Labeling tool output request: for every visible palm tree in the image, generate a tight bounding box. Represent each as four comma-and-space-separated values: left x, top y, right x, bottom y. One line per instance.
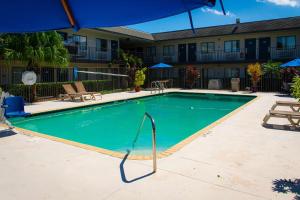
0, 31, 69, 101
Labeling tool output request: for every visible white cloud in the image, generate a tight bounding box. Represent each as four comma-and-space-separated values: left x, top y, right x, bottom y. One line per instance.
256, 0, 300, 7
201, 8, 236, 18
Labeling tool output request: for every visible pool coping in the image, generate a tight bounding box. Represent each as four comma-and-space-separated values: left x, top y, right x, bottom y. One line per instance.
2, 91, 258, 160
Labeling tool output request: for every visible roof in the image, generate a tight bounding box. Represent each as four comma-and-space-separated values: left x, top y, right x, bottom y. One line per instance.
152, 16, 300, 41
98, 27, 154, 41
99, 16, 300, 41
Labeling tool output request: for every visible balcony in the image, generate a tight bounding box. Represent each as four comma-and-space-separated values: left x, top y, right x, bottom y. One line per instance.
142, 46, 300, 64
65, 45, 117, 63
270, 46, 300, 61
199, 50, 245, 63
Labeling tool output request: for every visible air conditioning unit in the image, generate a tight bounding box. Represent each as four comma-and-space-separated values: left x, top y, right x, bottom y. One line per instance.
208, 79, 222, 90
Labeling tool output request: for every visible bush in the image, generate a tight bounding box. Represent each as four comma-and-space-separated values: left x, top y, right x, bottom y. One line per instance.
185, 66, 200, 89
247, 63, 263, 92
1, 80, 112, 101
291, 76, 300, 101
134, 68, 147, 87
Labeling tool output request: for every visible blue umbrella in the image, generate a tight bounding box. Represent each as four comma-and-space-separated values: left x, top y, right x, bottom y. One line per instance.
150, 63, 172, 69
281, 58, 300, 68
0, 0, 218, 33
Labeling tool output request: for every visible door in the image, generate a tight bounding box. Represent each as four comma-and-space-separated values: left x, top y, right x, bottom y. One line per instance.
259, 37, 270, 60
245, 38, 256, 60
178, 44, 186, 63
188, 43, 197, 62
111, 40, 118, 61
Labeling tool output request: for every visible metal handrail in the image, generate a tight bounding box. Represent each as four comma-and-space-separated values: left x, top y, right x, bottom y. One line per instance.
139, 112, 157, 172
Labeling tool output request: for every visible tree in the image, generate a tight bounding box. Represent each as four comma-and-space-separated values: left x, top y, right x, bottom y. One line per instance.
0, 31, 69, 101
262, 61, 282, 78
117, 49, 143, 88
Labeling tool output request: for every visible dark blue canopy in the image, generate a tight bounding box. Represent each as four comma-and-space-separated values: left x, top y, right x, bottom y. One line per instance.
150, 63, 172, 69
0, 0, 217, 33
281, 58, 300, 68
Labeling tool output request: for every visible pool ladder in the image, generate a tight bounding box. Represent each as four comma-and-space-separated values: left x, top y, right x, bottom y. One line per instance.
139, 112, 157, 172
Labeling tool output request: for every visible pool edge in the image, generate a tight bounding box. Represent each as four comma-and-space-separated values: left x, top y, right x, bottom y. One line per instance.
1, 92, 259, 161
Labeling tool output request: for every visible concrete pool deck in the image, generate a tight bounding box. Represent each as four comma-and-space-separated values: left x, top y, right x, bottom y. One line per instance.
0, 89, 300, 200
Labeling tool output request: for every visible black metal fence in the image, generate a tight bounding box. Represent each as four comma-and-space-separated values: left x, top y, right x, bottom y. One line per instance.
1, 66, 288, 102
1, 67, 129, 101
147, 67, 284, 92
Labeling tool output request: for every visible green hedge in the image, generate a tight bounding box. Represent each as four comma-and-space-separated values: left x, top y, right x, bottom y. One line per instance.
1, 80, 113, 101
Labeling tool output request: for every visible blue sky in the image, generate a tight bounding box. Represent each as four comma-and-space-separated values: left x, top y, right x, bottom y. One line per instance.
128, 0, 300, 33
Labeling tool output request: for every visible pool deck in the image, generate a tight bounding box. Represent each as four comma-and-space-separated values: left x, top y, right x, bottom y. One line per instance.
1, 89, 300, 200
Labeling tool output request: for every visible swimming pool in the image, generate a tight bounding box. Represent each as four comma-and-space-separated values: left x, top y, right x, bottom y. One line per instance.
9, 92, 255, 158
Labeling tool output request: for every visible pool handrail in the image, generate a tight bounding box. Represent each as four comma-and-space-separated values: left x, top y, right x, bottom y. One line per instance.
140, 112, 157, 172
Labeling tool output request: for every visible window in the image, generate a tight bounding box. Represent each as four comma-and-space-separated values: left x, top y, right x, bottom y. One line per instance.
57, 68, 69, 82
163, 45, 175, 56
146, 46, 156, 57
225, 68, 240, 78
12, 67, 25, 84
78, 68, 88, 80
96, 39, 108, 52
224, 40, 240, 52
277, 36, 296, 49
72, 35, 87, 51
41, 68, 54, 82
201, 42, 215, 53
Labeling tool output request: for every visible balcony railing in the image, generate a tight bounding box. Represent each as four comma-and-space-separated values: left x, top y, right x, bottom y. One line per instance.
65, 45, 118, 63
270, 46, 300, 60
142, 46, 300, 64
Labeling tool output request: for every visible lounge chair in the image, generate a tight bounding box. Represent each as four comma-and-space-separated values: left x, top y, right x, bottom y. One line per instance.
263, 110, 300, 127
74, 81, 101, 100
271, 101, 300, 112
62, 84, 86, 102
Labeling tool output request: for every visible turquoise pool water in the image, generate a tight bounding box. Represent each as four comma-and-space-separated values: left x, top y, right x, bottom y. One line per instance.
9, 93, 255, 155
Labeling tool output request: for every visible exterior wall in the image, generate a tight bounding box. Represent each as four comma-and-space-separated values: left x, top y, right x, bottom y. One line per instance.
141, 29, 300, 64
59, 29, 121, 63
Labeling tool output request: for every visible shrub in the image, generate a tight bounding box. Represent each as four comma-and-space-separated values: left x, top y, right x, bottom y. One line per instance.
291, 76, 300, 101
185, 66, 200, 89
247, 63, 263, 92
1, 80, 111, 101
134, 68, 147, 87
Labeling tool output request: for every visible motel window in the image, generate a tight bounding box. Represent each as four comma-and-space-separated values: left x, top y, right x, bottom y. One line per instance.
72, 35, 87, 51
56, 68, 69, 82
41, 68, 54, 83
146, 46, 156, 57
96, 39, 108, 52
225, 68, 240, 78
224, 40, 240, 52
78, 68, 89, 80
277, 36, 296, 49
201, 42, 215, 53
12, 67, 25, 84
163, 45, 175, 56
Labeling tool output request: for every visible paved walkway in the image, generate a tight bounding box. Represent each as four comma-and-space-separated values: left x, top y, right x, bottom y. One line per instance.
0, 90, 299, 200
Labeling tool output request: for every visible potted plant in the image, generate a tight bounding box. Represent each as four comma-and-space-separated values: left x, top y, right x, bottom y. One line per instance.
134, 68, 146, 92
247, 63, 263, 92
185, 66, 200, 89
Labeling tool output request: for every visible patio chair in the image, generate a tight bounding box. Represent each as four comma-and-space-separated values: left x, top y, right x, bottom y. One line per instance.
74, 81, 101, 100
2, 96, 31, 118
62, 84, 85, 102
263, 110, 300, 127
271, 101, 300, 112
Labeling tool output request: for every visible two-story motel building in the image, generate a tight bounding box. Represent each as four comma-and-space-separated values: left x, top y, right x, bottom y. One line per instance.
1, 16, 300, 86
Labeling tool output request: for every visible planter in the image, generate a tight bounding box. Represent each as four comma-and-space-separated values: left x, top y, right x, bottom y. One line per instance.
135, 86, 141, 92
